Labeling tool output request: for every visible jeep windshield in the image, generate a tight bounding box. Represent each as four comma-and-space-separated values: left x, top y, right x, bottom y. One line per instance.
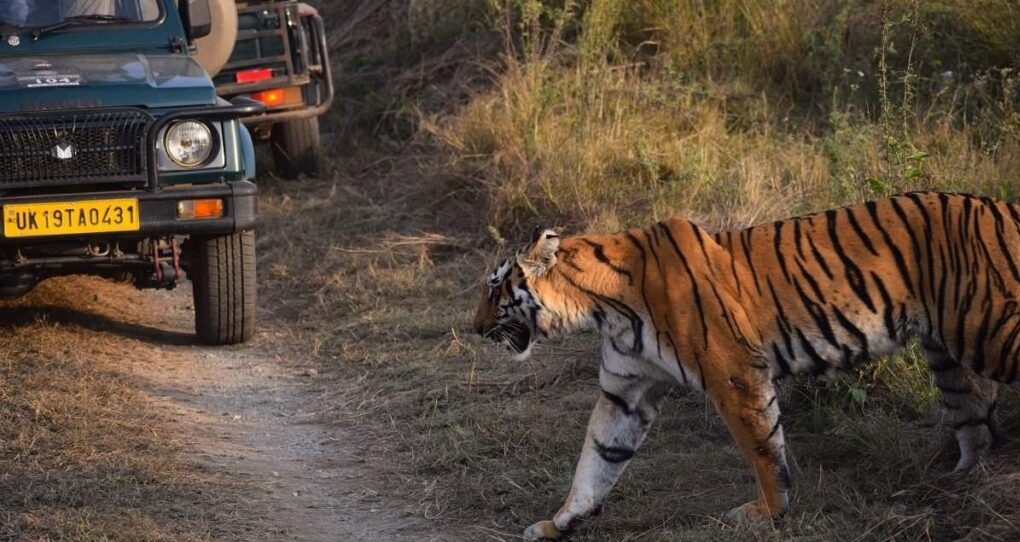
0, 0, 161, 28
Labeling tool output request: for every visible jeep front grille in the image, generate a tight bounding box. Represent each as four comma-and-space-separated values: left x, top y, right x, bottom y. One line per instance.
0, 109, 152, 189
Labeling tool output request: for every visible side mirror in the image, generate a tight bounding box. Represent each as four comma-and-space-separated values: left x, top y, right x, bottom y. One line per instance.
186, 0, 212, 39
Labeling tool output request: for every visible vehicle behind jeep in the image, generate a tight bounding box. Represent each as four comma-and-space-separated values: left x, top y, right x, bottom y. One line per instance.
199, 1, 332, 179
0, 0, 261, 345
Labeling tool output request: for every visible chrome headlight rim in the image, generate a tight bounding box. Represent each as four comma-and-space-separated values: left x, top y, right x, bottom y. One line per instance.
163, 120, 217, 168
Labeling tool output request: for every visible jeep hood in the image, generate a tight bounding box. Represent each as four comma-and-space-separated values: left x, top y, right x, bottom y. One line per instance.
0, 54, 217, 113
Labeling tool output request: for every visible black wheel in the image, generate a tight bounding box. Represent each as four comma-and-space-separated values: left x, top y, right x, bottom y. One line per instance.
271, 116, 322, 179
190, 230, 256, 345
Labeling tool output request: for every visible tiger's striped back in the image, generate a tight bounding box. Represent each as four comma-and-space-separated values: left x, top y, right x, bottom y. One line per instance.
715, 192, 1020, 382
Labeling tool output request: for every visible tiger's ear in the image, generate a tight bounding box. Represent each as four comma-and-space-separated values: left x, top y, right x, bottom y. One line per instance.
518, 228, 560, 278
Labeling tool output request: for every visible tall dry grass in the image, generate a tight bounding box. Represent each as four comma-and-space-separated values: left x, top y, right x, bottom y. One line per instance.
280, 1, 1020, 538
422, 0, 1020, 236
415, 0, 1020, 423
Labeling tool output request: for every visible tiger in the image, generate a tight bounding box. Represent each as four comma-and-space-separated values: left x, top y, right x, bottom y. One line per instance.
473, 191, 1020, 540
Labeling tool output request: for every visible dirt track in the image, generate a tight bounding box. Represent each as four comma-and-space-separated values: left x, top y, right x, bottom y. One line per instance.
0, 275, 456, 541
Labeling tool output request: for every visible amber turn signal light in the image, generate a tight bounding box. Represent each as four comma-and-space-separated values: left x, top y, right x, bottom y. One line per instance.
250, 86, 302, 107
177, 199, 224, 220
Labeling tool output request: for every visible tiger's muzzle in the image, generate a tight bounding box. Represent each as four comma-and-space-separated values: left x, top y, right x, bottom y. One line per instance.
481, 322, 533, 357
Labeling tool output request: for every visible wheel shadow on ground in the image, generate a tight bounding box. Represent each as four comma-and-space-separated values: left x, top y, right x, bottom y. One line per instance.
0, 304, 196, 346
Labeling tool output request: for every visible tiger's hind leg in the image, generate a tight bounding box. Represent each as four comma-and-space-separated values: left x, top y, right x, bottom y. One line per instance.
523, 366, 671, 541
711, 372, 790, 524
923, 343, 1000, 472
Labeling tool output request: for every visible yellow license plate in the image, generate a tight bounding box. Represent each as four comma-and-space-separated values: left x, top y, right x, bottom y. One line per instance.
3, 199, 140, 238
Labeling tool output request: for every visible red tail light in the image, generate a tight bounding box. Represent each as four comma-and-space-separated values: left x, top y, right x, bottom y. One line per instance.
235, 68, 274, 84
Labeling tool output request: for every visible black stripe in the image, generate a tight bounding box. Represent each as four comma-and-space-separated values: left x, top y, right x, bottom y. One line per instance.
725, 231, 744, 298
625, 232, 662, 361
1007, 203, 1020, 235
709, 281, 742, 340
662, 313, 694, 387
640, 229, 691, 385
602, 390, 650, 425
767, 282, 796, 375
795, 328, 830, 374
935, 242, 950, 347
740, 228, 764, 295
793, 258, 826, 302
806, 235, 835, 280
971, 309, 993, 375
999, 320, 1020, 382
870, 271, 898, 340
770, 343, 792, 377
889, 197, 932, 326
905, 193, 937, 301
690, 222, 717, 277
825, 209, 876, 313
844, 207, 879, 256
953, 274, 977, 363
865, 200, 915, 296
774, 220, 792, 282
938, 194, 959, 277
593, 438, 636, 463
986, 200, 1020, 283
831, 305, 870, 360
559, 248, 584, 272
790, 277, 840, 350
599, 356, 640, 379
580, 239, 634, 284
971, 219, 1007, 290
553, 267, 644, 355
659, 222, 710, 350
793, 219, 806, 261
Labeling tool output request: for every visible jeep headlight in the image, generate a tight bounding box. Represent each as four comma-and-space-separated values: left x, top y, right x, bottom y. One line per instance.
164, 121, 214, 167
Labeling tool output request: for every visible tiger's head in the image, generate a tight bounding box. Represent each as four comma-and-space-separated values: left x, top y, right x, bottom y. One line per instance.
473, 228, 560, 361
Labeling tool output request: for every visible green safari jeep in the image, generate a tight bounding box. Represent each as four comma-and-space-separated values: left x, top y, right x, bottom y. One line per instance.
202, 1, 333, 179
0, 0, 261, 345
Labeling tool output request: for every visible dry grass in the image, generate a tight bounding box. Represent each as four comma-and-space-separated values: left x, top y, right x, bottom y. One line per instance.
4, 1, 1020, 540
261, 0, 1020, 539
256, 168, 1020, 540
0, 285, 262, 542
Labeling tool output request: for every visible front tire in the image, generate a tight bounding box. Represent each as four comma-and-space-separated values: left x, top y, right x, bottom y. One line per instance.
190, 231, 256, 345
271, 116, 322, 179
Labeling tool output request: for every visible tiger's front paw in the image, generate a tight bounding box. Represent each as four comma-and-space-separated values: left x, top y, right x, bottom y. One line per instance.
523, 519, 565, 541
724, 501, 774, 526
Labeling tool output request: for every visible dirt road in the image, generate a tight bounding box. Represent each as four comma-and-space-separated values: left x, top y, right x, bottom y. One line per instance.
0, 275, 457, 541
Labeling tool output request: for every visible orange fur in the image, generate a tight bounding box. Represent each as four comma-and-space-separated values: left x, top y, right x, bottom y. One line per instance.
475, 193, 1020, 540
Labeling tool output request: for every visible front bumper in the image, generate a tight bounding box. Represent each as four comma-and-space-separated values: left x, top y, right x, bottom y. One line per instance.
0, 180, 257, 245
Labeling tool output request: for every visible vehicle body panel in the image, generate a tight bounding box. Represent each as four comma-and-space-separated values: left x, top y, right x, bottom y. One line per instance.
0, 0, 261, 298
0, 54, 217, 112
